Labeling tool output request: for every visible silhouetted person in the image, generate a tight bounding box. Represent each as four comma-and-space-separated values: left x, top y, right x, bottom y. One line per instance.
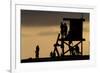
75, 45, 80, 55
70, 47, 75, 55
53, 52, 56, 57
50, 51, 56, 58
35, 45, 40, 59
60, 22, 64, 36
50, 51, 53, 58
63, 23, 67, 37
60, 22, 68, 38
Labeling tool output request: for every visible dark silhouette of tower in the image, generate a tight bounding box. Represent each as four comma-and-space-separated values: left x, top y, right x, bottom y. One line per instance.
51, 18, 85, 57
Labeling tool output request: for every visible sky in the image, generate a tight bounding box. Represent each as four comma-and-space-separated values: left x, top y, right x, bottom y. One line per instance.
21, 10, 89, 59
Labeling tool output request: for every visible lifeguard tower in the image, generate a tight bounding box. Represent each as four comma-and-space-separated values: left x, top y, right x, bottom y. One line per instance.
51, 18, 85, 57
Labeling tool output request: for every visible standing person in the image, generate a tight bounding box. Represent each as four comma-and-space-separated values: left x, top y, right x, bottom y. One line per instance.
75, 45, 80, 55
35, 45, 40, 59
60, 22, 68, 38
63, 23, 68, 38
